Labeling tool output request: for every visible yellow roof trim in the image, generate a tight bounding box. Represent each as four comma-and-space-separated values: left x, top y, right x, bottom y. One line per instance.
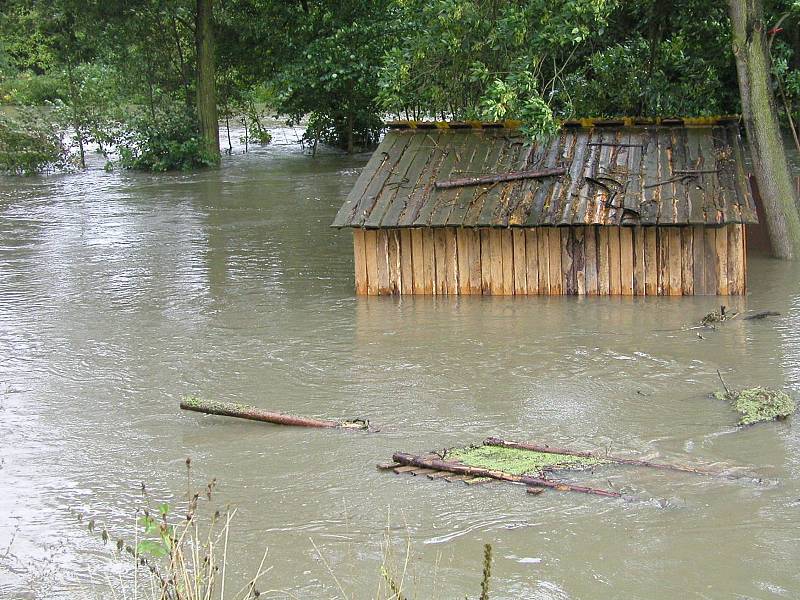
386, 116, 741, 129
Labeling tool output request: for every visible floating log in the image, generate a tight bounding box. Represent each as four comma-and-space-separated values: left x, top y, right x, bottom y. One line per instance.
179, 397, 368, 430
434, 167, 566, 190
391, 452, 621, 498
483, 437, 713, 476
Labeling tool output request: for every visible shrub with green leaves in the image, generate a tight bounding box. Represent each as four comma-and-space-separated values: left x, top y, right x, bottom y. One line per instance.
0, 108, 71, 175
118, 107, 217, 172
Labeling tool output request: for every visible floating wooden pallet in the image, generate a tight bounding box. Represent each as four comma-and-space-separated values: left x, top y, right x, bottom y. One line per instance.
378, 453, 620, 498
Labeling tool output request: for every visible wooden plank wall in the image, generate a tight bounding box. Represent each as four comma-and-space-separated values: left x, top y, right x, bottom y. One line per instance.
353, 225, 747, 296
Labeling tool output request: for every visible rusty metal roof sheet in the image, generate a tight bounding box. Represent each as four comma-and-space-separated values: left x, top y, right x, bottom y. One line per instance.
332, 123, 758, 228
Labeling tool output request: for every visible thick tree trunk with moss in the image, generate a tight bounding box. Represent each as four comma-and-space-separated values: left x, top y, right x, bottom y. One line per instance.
729, 0, 800, 259
196, 0, 220, 162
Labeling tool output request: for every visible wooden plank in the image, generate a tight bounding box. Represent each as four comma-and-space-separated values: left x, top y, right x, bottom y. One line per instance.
681, 227, 694, 295
727, 224, 742, 294
685, 128, 708, 224
480, 228, 492, 294
692, 225, 706, 294
743, 224, 748, 292
632, 226, 645, 296
410, 228, 425, 294
410, 468, 438, 476
334, 132, 407, 226
456, 228, 471, 294
537, 227, 551, 294
421, 228, 436, 294
353, 229, 368, 295
444, 228, 459, 294
512, 229, 528, 294
500, 229, 514, 295
376, 230, 391, 295
573, 226, 586, 295
703, 227, 718, 296
477, 140, 528, 226
525, 229, 539, 294
489, 229, 504, 295
608, 227, 622, 295
643, 227, 658, 296
388, 229, 402, 294
433, 228, 448, 294
658, 227, 669, 296
619, 226, 634, 295
399, 229, 414, 294
597, 226, 610, 295
429, 132, 483, 226
364, 229, 379, 295
584, 226, 598, 295
668, 227, 682, 295
398, 131, 447, 226
548, 228, 563, 294
393, 465, 418, 474
561, 228, 575, 294
366, 135, 425, 228
716, 226, 729, 294
468, 229, 482, 294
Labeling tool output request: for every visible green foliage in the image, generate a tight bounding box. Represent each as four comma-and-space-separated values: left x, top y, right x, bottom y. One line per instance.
118, 107, 217, 172
0, 108, 72, 175
567, 1, 737, 117
0, 72, 64, 105
377, 0, 615, 137
267, 1, 392, 151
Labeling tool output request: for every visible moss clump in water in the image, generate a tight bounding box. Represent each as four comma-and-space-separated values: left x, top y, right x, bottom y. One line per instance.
449, 445, 605, 477
714, 387, 796, 426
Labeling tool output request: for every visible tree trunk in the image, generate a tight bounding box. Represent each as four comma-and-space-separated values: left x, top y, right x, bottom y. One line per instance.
195, 0, 220, 162
729, 0, 800, 259
346, 112, 354, 154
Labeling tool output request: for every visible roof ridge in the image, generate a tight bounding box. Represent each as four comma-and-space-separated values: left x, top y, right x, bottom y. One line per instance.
386, 116, 741, 130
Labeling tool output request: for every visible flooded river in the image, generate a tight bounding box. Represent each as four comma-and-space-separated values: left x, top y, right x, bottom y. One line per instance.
1, 130, 800, 599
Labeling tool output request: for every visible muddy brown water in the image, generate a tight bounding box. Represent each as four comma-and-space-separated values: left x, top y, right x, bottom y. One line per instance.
1, 130, 800, 599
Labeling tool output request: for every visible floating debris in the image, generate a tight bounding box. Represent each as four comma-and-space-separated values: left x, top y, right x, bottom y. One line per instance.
714, 387, 796, 426
483, 437, 716, 476
701, 305, 734, 326
180, 396, 370, 430
383, 437, 744, 500
390, 450, 622, 498
449, 443, 605, 476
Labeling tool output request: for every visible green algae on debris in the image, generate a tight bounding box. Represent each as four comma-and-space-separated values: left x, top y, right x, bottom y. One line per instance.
714, 387, 796, 426
449, 444, 605, 477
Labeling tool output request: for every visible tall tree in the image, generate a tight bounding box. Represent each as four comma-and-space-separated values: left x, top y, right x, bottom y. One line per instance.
196, 0, 220, 161
729, 0, 800, 258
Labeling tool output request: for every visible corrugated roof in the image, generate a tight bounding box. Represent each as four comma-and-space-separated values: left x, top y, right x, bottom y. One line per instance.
332, 123, 758, 228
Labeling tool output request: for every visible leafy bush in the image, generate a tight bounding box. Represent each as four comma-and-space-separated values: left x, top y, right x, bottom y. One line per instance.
0, 71, 65, 105
0, 108, 72, 175
118, 107, 216, 172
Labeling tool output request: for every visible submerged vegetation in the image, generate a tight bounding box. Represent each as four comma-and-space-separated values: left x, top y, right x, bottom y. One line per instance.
715, 387, 796, 426
0, 108, 72, 175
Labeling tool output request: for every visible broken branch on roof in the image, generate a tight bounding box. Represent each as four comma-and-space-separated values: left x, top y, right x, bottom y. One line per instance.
434, 167, 566, 190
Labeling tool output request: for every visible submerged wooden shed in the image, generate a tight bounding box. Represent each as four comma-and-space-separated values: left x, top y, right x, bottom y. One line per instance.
332, 118, 758, 296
